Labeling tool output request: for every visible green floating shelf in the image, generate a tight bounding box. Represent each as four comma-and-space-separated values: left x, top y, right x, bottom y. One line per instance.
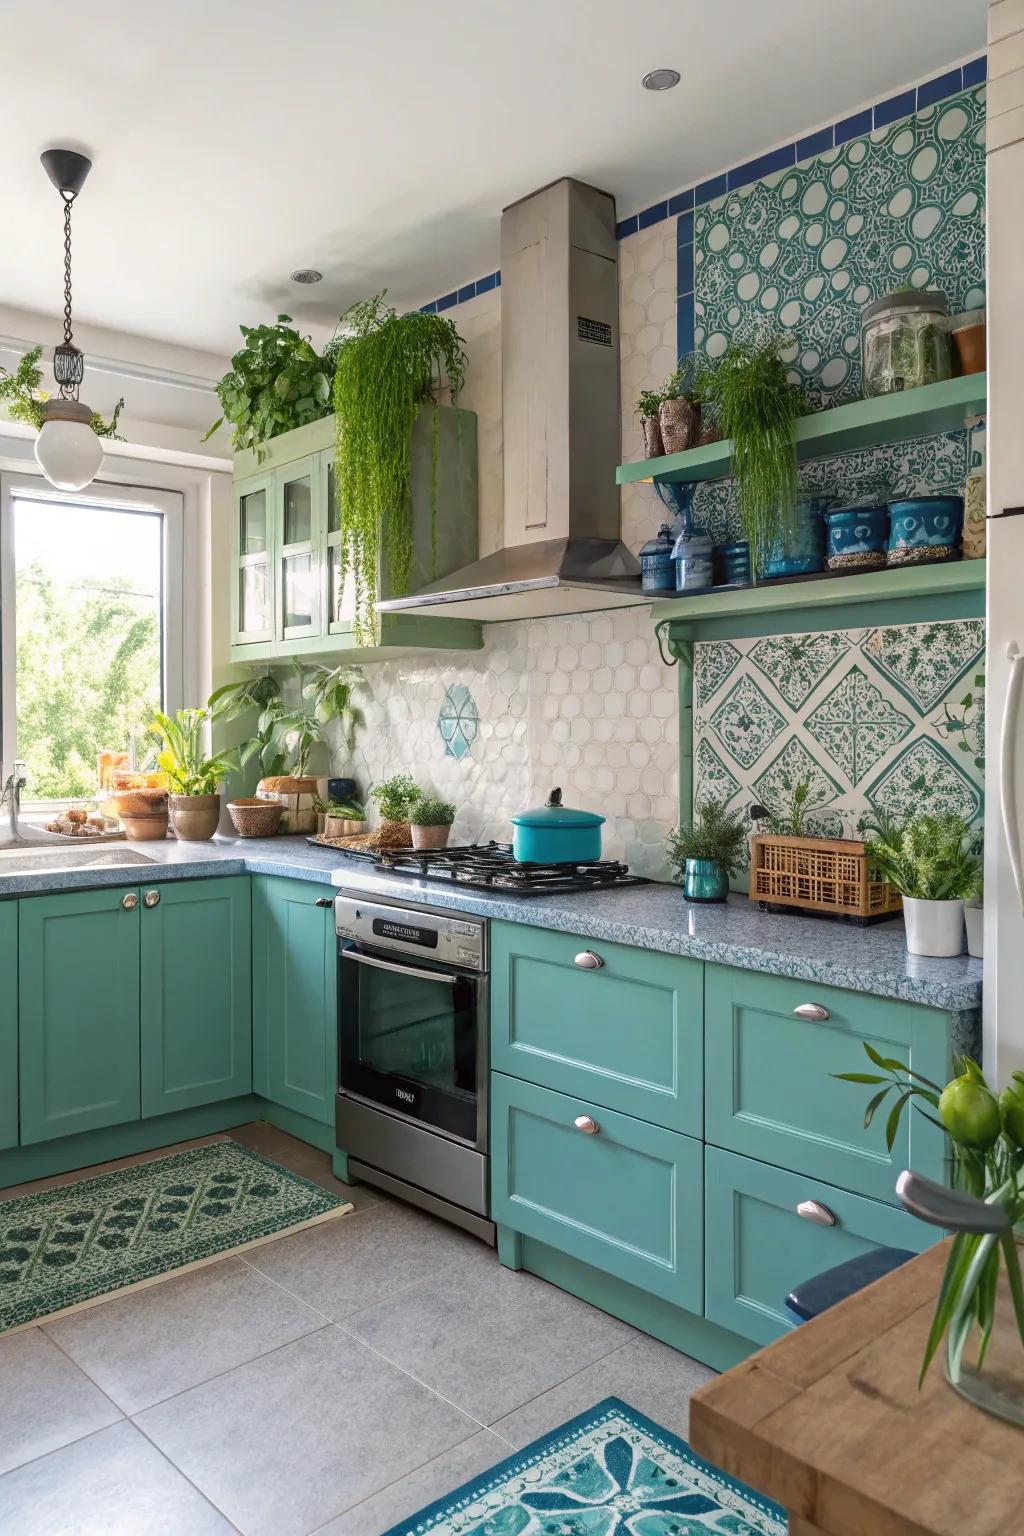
617, 373, 987, 487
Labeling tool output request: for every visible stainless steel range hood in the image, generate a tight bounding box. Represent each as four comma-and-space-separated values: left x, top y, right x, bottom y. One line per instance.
377, 178, 644, 624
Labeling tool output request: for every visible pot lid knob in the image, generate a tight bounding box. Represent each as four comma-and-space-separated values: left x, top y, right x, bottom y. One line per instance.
546, 787, 563, 808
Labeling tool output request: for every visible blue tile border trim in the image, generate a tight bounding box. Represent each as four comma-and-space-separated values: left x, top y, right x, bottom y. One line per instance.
420, 269, 500, 315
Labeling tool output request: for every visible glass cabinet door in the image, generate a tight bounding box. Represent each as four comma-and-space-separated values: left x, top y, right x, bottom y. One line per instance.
234, 475, 274, 643
277, 455, 323, 642
323, 455, 356, 632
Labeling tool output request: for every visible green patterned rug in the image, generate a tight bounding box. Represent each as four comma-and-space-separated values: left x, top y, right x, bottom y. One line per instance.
0, 1140, 351, 1334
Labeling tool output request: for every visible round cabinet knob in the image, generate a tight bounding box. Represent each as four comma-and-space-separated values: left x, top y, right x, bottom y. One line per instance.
792, 1003, 830, 1022
121, 893, 139, 911
574, 1114, 600, 1135
574, 950, 604, 971
143, 890, 161, 908
796, 1198, 837, 1227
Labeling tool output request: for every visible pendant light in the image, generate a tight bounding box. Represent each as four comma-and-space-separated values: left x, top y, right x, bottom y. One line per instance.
34, 148, 104, 492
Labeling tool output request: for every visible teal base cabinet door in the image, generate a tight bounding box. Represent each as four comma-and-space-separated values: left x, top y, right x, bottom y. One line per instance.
491, 1071, 703, 1311
704, 1145, 931, 1347
704, 966, 948, 1203
490, 922, 703, 1136
141, 878, 252, 1117
0, 903, 17, 1150
252, 876, 336, 1125
19, 888, 141, 1144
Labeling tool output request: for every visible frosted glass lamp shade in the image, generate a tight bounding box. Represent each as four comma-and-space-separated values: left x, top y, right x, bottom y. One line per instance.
34, 400, 103, 492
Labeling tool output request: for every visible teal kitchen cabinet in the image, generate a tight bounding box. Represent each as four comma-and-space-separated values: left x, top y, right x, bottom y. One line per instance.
490, 921, 703, 1136
704, 1145, 930, 1347
0, 902, 17, 1149
19, 887, 141, 1144
492, 1071, 704, 1310
140, 878, 252, 1118
252, 875, 336, 1125
704, 965, 948, 1204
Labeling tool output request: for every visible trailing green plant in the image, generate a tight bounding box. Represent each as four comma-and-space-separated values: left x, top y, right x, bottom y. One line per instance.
663, 351, 711, 405
705, 336, 804, 579
0, 345, 124, 437
666, 800, 749, 878
370, 774, 422, 823
635, 389, 663, 419
150, 707, 234, 796
333, 293, 467, 643
863, 811, 981, 901
410, 796, 456, 827
203, 316, 338, 455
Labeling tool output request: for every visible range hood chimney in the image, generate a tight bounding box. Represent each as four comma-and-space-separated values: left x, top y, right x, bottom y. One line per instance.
376, 177, 644, 623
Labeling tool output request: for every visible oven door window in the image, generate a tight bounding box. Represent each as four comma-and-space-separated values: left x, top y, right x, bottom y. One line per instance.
339, 947, 479, 1143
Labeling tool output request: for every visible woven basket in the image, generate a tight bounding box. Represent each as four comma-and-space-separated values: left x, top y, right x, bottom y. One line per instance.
750, 834, 901, 922
228, 797, 284, 838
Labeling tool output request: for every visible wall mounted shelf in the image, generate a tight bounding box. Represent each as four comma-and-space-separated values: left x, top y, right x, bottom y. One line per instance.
617, 373, 987, 488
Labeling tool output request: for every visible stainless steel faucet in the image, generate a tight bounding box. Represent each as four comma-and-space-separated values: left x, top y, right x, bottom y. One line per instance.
1, 762, 27, 840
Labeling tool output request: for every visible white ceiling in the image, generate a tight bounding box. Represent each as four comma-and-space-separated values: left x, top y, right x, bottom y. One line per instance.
1, 0, 986, 360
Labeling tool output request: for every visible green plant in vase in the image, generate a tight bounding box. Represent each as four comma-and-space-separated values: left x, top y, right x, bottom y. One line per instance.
864, 811, 980, 958
150, 706, 234, 841
666, 799, 748, 903
203, 316, 339, 455
658, 353, 710, 455
370, 774, 423, 825
333, 293, 467, 643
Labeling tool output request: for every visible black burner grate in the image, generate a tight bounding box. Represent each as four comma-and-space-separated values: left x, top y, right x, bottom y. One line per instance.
309, 839, 647, 896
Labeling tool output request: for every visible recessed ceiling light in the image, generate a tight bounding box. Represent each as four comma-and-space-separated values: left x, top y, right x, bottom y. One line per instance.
642, 69, 680, 92
290, 268, 323, 284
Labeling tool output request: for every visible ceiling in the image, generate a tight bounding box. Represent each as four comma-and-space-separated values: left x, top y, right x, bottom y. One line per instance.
1, 1, 986, 360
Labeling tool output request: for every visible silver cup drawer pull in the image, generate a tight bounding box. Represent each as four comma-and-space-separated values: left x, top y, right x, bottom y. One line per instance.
797, 1198, 837, 1227
574, 1115, 600, 1135
574, 950, 604, 970
793, 1002, 830, 1022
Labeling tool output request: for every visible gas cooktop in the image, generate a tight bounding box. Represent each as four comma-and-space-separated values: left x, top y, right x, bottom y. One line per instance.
313, 838, 648, 896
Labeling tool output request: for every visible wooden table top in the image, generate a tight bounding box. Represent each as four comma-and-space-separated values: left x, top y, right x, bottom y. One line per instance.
689, 1241, 1024, 1536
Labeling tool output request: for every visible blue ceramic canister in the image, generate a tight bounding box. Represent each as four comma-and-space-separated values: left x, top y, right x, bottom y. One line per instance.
639, 523, 677, 594
823, 503, 889, 572
887, 495, 964, 566
682, 857, 729, 903
762, 494, 832, 578
715, 540, 751, 586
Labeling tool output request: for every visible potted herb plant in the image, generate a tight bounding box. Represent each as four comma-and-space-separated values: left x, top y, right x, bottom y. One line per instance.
865, 812, 981, 957
409, 797, 457, 851
203, 316, 341, 456
659, 353, 709, 455
635, 389, 665, 459
151, 708, 234, 841
666, 799, 748, 903
324, 797, 367, 838
369, 774, 422, 848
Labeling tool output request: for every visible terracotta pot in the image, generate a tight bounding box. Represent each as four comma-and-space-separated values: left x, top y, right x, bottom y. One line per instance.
411, 823, 453, 851
659, 397, 701, 454
168, 793, 221, 842
121, 812, 169, 842
641, 415, 664, 459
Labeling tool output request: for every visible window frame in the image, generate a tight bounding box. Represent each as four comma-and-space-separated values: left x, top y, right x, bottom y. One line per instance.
0, 470, 185, 804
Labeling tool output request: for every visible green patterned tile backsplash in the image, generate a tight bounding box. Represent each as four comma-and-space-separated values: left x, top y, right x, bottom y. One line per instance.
694, 618, 984, 841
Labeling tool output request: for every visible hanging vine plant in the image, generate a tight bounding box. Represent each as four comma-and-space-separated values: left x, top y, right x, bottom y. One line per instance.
332, 293, 466, 643
0, 346, 123, 437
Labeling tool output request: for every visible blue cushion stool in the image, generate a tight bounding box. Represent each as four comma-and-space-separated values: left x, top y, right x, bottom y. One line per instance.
786, 1247, 917, 1322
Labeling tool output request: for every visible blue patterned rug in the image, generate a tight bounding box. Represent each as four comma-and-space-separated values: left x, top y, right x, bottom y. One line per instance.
383, 1397, 786, 1535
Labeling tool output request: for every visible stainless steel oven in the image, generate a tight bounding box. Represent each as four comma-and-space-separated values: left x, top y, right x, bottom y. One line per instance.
334, 893, 492, 1242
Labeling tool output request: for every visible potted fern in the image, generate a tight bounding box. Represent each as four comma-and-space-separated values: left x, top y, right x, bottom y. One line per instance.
409, 797, 457, 851
666, 800, 748, 903
865, 812, 981, 957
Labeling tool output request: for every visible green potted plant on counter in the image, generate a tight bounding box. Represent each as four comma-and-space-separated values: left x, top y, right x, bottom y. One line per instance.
151, 707, 233, 841
666, 799, 748, 903
409, 796, 457, 851
865, 811, 980, 957
369, 774, 422, 848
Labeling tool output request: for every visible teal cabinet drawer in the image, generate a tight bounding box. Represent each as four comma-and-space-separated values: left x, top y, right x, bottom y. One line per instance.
0, 903, 17, 1150
252, 876, 336, 1125
704, 965, 948, 1203
491, 1071, 703, 1310
491, 921, 703, 1135
705, 1146, 931, 1347
141, 878, 252, 1117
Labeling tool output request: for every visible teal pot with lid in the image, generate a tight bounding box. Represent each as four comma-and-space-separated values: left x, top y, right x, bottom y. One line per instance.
511, 787, 605, 864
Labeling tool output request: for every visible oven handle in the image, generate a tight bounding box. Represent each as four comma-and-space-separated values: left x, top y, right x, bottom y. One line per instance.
341, 947, 459, 987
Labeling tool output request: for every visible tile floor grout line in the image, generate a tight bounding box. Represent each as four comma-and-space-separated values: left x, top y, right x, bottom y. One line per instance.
38, 1327, 128, 1424
329, 1319, 501, 1436
486, 1338, 638, 1438
126, 1410, 248, 1536
239, 1239, 485, 1322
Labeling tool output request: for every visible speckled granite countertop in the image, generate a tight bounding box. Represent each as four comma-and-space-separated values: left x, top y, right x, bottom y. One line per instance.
0, 835, 982, 1012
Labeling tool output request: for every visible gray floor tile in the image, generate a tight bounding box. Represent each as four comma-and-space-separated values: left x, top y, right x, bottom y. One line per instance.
136, 1324, 480, 1536
0, 1327, 122, 1476
311, 1429, 511, 1536
243, 1197, 480, 1319
490, 1334, 716, 1448
0, 1419, 234, 1535
341, 1248, 634, 1424
45, 1255, 327, 1414
231, 1121, 376, 1208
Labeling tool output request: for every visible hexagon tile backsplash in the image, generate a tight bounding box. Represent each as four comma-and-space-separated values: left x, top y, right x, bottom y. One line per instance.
335, 605, 681, 881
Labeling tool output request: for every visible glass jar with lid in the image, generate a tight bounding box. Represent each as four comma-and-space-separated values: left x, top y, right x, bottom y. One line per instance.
861, 289, 952, 397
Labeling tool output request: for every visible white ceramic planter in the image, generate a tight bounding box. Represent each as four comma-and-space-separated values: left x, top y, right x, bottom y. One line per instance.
903, 896, 965, 958
964, 900, 983, 959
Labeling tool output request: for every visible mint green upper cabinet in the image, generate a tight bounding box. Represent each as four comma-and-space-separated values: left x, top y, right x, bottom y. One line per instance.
140, 879, 252, 1118
252, 876, 336, 1125
276, 454, 324, 645
0, 903, 17, 1150
19, 888, 141, 1144
232, 473, 275, 645
490, 921, 703, 1136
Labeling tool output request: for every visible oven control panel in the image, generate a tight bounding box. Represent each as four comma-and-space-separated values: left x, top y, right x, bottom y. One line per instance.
334, 894, 486, 970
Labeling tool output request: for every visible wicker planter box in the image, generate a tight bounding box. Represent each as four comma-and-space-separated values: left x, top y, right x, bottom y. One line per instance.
749, 834, 902, 924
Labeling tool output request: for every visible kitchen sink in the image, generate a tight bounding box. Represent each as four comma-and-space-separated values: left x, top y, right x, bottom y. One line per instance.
0, 845, 157, 874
